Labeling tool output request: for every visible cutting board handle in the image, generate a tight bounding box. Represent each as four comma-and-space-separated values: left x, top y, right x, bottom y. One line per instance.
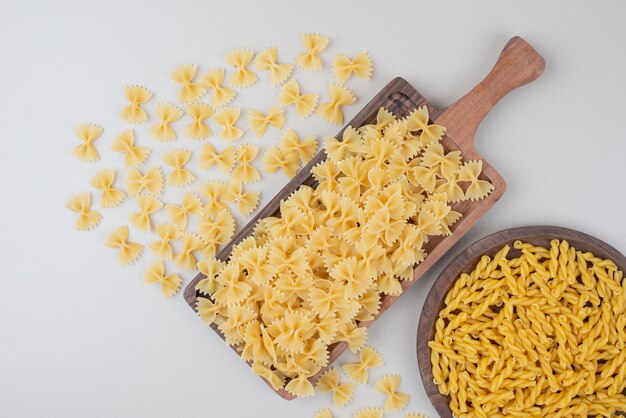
436, 36, 545, 151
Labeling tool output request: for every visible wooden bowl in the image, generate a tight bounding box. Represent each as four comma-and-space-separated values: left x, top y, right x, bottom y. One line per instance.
417, 225, 626, 418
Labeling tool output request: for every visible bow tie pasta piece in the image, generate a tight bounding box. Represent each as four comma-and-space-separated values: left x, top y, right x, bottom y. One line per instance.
315, 367, 356, 408
129, 194, 163, 232
342, 346, 383, 384
149, 224, 181, 260
126, 166, 163, 197
150, 103, 183, 141
317, 83, 357, 125
199, 181, 229, 218
199, 207, 235, 245
225, 49, 257, 88
434, 176, 464, 203
457, 160, 494, 201
268, 310, 315, 355
277, 79, 319, 118
90, 169, 126, 208
241, 320, 278, 365
213, 107, 244, 141
285, 372, 315, 398
174, 232, 204, 271
308, 279, 345, 318
295, 33, 329, 71
247, 106, 286, 138
162, 149, 195, 186
73, 123, 103, 162
195, 257, 225, 296
198, 68, 236, 108
353, 407, 384, 418
375, 374, 411, 413
252, 362, 285, 391
334, 321, 367, 353
232, 144, 261, 183
253, 47, 293, 86
405, 414, 428, 418
313, 408, 333, 418
421, 142, 462, 180
223, 181, 260, 216
120, 85, 152, 123
170, 64, 205, 103
262, 146, 300, 179
330, 257, 372, 299
199, 142, 236, 173
406, 106, 446, 146
105, 225, 144, 265
212, 263, 252, 307
324, 126, 363, 162
184, 102, 214, 140
143, 260, 182, 298
237, 246, 277, 286
279, 129, 318, 165
165, 191, 202, 229
66, 192, 102, 231
333, 51, 373, 83
110, 129, 151, 168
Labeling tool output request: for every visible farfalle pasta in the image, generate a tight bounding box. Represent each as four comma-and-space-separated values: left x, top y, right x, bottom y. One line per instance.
120, 85, 152, 123
66, 192, 102, 231
247, 106, 285, 137
375, 374, 411, 413
199, 142, 236, 173
149, 224, 181, 260
317, 83, 357, 125
162, 149, 195, 186
150, 103, 183, 141
144, 260, 182, 298
295, 33, 329, 71
126, 166, 163, 196
353, 407, 384, 418
184, 102, 213, 139
129, 194, 163, 232
277, 79, 319, 118
90, 169, 126, 208
174, 232, 204, 271
342, 346, 383, 384
199, 208, 235, 248
313, 408, 333, 418
232, 144, 260, 183
105, 225, 144, 265
170, 64, 205, 103
262, 146, 300, 179
73, 123, 103, 162
213, 107, 244, 141
333, 51, 373, 83
315, 367, 355, 407
199, 181, 229, 218
223, 181, 260, 216
225, 49, 257, 88
166, 192, 202, 229
253, 47, 293, 86
279, 129, 318, 165
110, 129, 151, 168
198, 69, 236, 108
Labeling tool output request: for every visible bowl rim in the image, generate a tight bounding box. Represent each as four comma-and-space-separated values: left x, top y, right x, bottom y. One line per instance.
416, 225, 626, 418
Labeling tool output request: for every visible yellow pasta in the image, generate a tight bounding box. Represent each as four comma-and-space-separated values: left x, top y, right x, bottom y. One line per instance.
104, 225, 144, 265
316, 367, 356, 407
143, 260, 182, 298
150, 103, 183, 141
295, 33, 329, 71
149, 224, 181, 260
317, 83, 357, 125
277, 79, 319, 118
129, 194, 163, 232
279, 129, 318, 165
199, 142, 236, 173
162, 149, 195, 186
353, 407, 384, 418
170, 64, 205, 102
430, 240, 626, 418
110, 129, 151, 168
333, 51, 373, 83
126, 166, 163, 196
165, 191, 203, 229
66, 192, 102, 231
223, 181, 260, 216
174, 232, 204, 271
375, 374, 411, 413
342, 346, 383, 384
232, 144, 260, 183
120, 85, 152, 123
313, 408, 333, 418
262, 146, 300, 179
253, 47, 293, 86
90, 169, 126, 208
247, 106, 286, 138
73, 123, 103, 162
405, 414, 428, 418
184, 102, 213, 139
225, 49, 257, 88
199, 181, 229, 218
198, 69, 236, 108
213, 107, 244, 141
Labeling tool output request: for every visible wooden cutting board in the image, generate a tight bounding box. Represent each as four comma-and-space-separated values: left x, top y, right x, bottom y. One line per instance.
183, 36, 545, 400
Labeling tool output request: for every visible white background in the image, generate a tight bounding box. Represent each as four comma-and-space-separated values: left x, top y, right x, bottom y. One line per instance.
1, 1, 626, 417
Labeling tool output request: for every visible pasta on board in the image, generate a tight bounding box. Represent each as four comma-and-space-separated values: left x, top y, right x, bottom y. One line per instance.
120, 85, 152, 123
73, 123, 103, 162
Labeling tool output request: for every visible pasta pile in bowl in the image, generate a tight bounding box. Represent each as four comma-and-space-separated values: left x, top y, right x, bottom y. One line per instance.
193, 105, 494, 397
423, 228, 626, 418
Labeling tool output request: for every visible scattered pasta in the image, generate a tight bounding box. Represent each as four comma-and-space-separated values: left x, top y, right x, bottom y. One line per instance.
199, 142, 236, 173
232, 144, 260, 183
313, 408, 333, 418
296, 33, 329, 71
225, 49, 257, 88
174, 232, 204, 270
149, 224, 181, 260
73, 123, 103, 162
126, 166, 163, 196
342, 346, 383, 384
120, 85, 152, 123
198, 69, 236, 108
166, 192, 203, 229
223, 181, 260, 216
279, 129, 318, 165
317, 83, 357, 125
90, 169, 126, 208
170, 64, 205, 103
262, 145, 300, 179
333, 51, 373, 83
110, 129, 151, 168
129, 194, 163, 232
66, 192, 102, 231
405, 413, 428, 418
315, 367, 356, 407
105, 225, 144, 265
150, 102, 183, 141
247, 106, 286, 138
353, 407, 384, 418
144, 260, 182, 298
162, 149, 195, 186
184, 102, 214, 139
375, 374, 411, 413
253, 47, 293, 86
214, 107, 244, 141
277, 79, 319, 118
429, 240, 626, 418
199, 181, 230, 218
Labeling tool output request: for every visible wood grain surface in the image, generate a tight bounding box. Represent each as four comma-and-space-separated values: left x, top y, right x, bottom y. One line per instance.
417, 226, 626, 417
183, 36, 545, 399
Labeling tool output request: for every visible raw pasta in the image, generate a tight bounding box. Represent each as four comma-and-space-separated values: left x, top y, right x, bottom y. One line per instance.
313, 408, 333, 418
199, 207, 235, 249
225, 49, 257, 88
199, 181, 230, 218
198, 142, 236, 173
277, 79, 319, 118
162, 149, 195, 186
317, 83, 356, 125
110, 129, 151, 168
247, 106, 286, 137
279, 129, 318, 165
170, 64, 205, 103
105, 225, 144, 265
120, 85, 152, 123
315, 367, 356, 407
232, 144, 260, 183
342, 346, 383, 384
129, 194, 163, 232
174, 232, 204, 270
213, 107, 244, 141
253, 47, 293, 86
150, 103, 183, 141
165, 192, 203, 229
184, 102, 214, 139
405, 414, 428, 418
223, 181, 260, 216
73, 123, 103, 162
375, 374, 411, 413
90, 169, 126, 208
430, 240, 626, 418
295, 33, 329, 71
66, 192, 102, 231
353, 407, 384, 418
126, 166, 163, 196
333, 51, 373, 83
262, 145, 300, 179
144, 260, 182, 298
198, 69, 236, 108
149, 224, 181, 260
